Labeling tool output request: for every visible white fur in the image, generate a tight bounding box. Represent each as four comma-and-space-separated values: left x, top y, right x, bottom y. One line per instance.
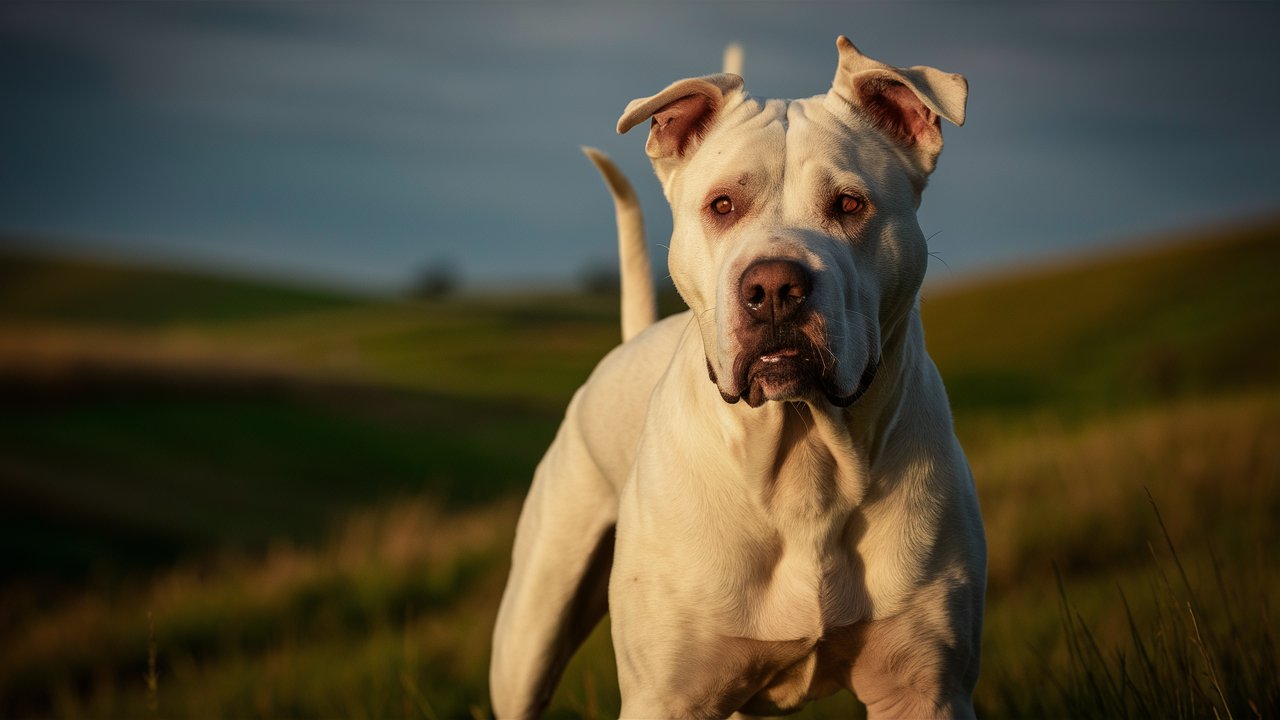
492, 37, 986, 719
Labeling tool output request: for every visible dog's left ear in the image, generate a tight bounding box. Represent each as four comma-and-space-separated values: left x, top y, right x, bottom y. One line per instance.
829, 36, 967, 177
617, 73, 744, 186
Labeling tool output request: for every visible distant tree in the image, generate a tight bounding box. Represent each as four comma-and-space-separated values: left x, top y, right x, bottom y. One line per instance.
411, 260, 459, 299
578, 261, 619, 296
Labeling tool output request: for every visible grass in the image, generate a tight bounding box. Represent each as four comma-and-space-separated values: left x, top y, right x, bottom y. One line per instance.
0, 250, 362, 327
2, 390, 1274, 718
1042, 494, 1278, 720
0, 217, 1277, 717
972, 391, 1280, 717
0, 378, 557, 580
1, 499, 518, 718
923, 218, 1280, 419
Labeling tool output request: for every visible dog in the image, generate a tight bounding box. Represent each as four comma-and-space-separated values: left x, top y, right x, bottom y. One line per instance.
491, 36, 986, 719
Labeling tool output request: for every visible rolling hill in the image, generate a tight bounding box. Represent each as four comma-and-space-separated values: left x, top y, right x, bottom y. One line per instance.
0, 218, 1277, 718
922, 218, 1280, 419
2, 219, 1277, 578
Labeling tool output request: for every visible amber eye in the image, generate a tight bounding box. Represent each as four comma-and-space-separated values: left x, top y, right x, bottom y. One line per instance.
837, 194, 864, 215
710, 195, 734, 215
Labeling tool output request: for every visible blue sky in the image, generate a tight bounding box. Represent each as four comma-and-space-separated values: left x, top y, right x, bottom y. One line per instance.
2, 2, 1278, 293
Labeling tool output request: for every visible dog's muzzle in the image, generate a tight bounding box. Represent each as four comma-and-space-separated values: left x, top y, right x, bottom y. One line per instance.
707, 259, 879, 408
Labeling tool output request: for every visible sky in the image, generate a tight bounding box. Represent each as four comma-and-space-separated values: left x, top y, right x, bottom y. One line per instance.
2, 2, 1278, 294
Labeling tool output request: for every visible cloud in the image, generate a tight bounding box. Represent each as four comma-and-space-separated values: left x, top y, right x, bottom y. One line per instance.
1, 2, 1278, 291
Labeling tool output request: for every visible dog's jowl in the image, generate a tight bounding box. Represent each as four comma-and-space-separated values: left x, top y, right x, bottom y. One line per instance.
492, 36, 986, 720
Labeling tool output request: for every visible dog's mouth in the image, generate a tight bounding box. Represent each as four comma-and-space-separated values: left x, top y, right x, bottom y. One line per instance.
719, 338, 878, 409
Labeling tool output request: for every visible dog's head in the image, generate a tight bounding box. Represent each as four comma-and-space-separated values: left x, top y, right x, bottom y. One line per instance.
618, 37, 966, 408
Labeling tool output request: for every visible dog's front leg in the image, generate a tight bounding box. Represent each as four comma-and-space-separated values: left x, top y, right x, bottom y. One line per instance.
846, 579, 983, 720
490, 400, 617, 719
609, 483, 768, 720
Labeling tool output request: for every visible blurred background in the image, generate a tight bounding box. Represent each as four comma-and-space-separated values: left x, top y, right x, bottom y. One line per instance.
1, 2, 1277, 718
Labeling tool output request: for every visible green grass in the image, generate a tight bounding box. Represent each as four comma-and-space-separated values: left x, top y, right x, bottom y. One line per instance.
3, 391, 1274, 718
1043, 498, 1278, 720
0, 381, 557, 580
973, 390, 1280, 717
0, 500, 517, 718
1, 218, 1278, 718
0, 251, 363, 327
924, 219, 1280, 421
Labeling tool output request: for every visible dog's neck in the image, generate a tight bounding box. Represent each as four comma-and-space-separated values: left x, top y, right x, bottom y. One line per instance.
684, 301, 946, 512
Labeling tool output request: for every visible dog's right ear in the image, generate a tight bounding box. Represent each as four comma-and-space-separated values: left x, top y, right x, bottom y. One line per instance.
617, 73, 744, 183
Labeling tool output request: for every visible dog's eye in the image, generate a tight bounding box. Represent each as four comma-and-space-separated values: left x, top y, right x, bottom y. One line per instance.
837, 194, 864, 215
710, 196, 734, 215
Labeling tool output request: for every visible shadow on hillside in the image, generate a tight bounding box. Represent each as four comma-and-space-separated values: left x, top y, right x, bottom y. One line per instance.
0, 363, 558, 584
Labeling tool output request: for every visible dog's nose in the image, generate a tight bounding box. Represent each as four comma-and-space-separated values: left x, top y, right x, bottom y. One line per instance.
739, 259, 812, 325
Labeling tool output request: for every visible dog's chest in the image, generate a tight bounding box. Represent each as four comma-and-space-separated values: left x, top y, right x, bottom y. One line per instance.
710, 619, 870, 715
731, 520, 867, 641
746, 444, 871, 632
678, 418, 875, 640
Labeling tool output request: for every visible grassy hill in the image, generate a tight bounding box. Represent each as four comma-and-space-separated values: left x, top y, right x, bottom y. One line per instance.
0, 254, 620, 580
923, 219, 1280, 421
0, 251, 363, 326
0, 218, 1277, 718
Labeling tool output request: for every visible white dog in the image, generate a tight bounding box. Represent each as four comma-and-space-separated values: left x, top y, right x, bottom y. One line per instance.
491, 36, 986, 719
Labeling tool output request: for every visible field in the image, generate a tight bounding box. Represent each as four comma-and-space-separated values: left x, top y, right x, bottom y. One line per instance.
1, 220, 1277, 718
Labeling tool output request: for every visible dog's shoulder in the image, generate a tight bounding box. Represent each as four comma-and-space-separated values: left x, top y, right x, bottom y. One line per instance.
587, 310, 692, 393
566, 310, 693, 489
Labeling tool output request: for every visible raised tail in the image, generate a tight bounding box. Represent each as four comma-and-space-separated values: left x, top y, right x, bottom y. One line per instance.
722, 42, 743, 76
582, 147, 657, 342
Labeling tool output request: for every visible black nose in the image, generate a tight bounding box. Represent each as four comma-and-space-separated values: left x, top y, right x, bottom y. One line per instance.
739, 259, 812, 325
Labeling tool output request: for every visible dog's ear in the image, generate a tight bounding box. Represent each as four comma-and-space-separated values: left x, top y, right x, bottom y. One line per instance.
617, 73, 744, 182
829, 36, 967, 176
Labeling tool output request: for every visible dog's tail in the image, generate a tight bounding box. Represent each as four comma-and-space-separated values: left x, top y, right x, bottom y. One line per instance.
723, 42, 743, 76
582, 147, 657, 343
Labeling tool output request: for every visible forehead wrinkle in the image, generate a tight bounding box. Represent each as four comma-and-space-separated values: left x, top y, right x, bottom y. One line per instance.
735, 101, 788, 202
781, 98, 843, 220
779, 99, 791, 203
790, 98, 895, 193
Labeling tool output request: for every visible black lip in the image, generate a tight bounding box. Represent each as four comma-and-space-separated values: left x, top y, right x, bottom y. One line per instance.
821, 356, 879, 407
729, 335, 878, 409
